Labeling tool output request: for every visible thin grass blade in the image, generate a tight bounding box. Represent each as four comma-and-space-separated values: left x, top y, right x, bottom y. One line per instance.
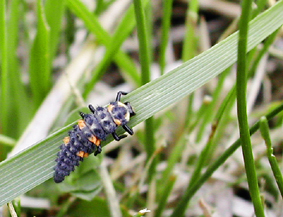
29, 0, 51, 108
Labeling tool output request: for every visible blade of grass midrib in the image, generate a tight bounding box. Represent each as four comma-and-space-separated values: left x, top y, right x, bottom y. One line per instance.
0, 1, 282, 206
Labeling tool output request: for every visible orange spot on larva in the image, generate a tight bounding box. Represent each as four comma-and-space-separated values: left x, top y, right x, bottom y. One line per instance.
77, 151, 89, 158
107, 104, 114, 112
78, 119, 86, 129
95, 139, 101, 147
89, 135, 101, 147
114, 119, 122, 126
89, 135, 97, 144
63, 137, 70, 145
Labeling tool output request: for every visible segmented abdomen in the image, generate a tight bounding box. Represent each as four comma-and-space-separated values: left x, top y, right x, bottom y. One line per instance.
54, 120, 102, 183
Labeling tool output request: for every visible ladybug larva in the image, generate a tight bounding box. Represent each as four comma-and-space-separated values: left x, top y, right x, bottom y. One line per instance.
54, 91, 135, 183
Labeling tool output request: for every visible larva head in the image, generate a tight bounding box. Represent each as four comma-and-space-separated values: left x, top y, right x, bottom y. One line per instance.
107, 101, 135, 126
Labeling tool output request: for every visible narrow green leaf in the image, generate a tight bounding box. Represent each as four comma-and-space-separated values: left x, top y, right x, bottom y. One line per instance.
195, 68, 230, 142
67, 0, 139, 92
133, 0, 156, 182
170, 102, 283, 217
259, 117, 283, 197
0, 124, 72, 206
45, 0, 66, 61
160, 136, 186, 186
188, 71, 234, 189
133, 0, 150, 85
249, 29, 279, 76
159, 0, 174, 75
0, 0, 283, 206
253, 0, 268, 16
83, 1, 149, 96
236, 0, 265, 215
7, 0, 31, 135
182, 0, 199, 61
0, 0, 8, 133
29, 0, 51, 108
155, 175, 176, 217
66, 0, 108, 44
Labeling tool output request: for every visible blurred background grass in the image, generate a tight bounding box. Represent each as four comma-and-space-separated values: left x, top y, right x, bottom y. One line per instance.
0, 0, 283, 216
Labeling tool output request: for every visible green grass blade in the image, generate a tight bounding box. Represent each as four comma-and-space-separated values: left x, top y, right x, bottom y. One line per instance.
237, 0, 265, 215
182, 0, 199, 61
133, 0, 151, 85
249, 29, 279, 76
29, 0, 51, 108
154, 175, 177, 217
83, 1, 150, 95
160, 135, 186, 185
253, 0, 268, 16
159, 0, 173, 75
133, 0, 156, 182
0, 0, 8, 133
0, 1, 283, 206
45, 0, 66, 61
11, 43, 97, 155
66, 0, 106, 41
259, 117, 283, 198
188, 70, 234, 191
66, 0, 139, 96
170, 102, 283, 217
195, 68, 230, 142
7, 0, 31, 135
0, 124, 72, 206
